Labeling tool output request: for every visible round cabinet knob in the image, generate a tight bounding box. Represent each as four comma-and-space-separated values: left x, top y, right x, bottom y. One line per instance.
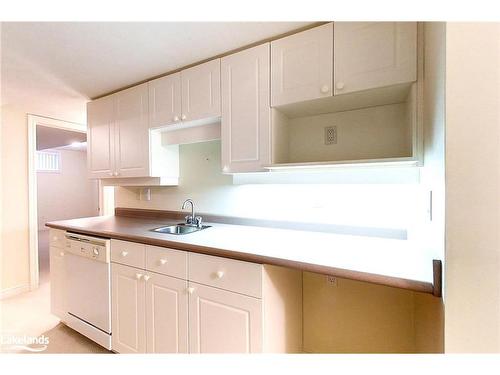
173, 116, 180, 122
121, 251, 128, 257
114, 171, 119, 176
59, 252, 65, 257
222, 166, 229, 173
320, 84, 330, 94
215, 271, 224, 279
181, 114, 187, 121
136, 273, 143, 280
187, 287, 195, 295
159, 259, 167, 265
93, 248, 99, 256
336, 82, 345, 90
143, 275, 150, 282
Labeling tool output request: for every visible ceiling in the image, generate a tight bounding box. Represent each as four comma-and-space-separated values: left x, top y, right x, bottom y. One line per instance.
1, 22, 311, 123
36, 125, 86, 151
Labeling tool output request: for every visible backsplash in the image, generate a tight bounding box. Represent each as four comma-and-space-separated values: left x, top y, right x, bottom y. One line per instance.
115, 140, 421, 239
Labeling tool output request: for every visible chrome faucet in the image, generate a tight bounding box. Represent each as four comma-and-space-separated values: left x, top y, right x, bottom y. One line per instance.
181, 199, 203, 227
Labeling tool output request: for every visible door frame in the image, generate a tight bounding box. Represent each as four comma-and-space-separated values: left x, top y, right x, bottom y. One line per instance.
27, 114, 86, 290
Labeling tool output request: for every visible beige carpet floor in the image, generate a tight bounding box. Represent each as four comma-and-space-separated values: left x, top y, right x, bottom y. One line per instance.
31, 323, 111, 354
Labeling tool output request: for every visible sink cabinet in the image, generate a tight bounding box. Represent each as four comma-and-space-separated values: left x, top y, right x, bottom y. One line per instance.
109, 240, 302, 353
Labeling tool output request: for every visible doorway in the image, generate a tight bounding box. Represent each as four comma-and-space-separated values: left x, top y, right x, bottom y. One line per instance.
28, 115, 104, 290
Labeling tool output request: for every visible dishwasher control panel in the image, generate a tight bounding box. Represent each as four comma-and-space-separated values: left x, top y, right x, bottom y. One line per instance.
65, 233, 111, 263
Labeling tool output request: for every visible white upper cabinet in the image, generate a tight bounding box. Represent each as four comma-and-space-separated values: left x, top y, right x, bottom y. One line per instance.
87, 83, 179, 183
148, 73, 182, 128
114, 83, 150, 177
87, 95, 115, 178
334, 22, 417, 95
271, 23, 333, 107
221, 43, 271, 173
181, 59, 221, 123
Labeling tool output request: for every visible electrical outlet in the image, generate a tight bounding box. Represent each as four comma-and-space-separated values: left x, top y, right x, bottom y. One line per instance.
324, 126, 337, 145
326, 275, 338, 286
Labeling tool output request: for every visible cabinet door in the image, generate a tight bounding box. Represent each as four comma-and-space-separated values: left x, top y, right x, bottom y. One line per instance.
114, 83, 150, 178
181, 59, 221, 123
189, 282, 262, 353
271, 23, 333, 107
221, 44, 271, 173
49, 246, 66, 320
148, 73, 182, 128
145, 273, 188, 353
87, 95, 115, 178
111, 263, 146, 353
334, 22, 417, 95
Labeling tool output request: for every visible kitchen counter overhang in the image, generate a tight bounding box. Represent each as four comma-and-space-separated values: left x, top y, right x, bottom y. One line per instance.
46, 210, 442, 297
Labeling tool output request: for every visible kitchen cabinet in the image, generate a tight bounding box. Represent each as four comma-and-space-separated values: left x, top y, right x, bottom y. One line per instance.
146, 272, 188, 353
188, 282, 262, 353
334, 22, 417, 95
87, 84, 149, 179
111, 244, 189, 354
221, 43, 271, 173
148, 60, 221, 129
111, 263, 146, 354
87, 84, 179, 184
148, 73, 182, 128
114, 83, 150, 177
181, 59, 221, 123
110, 240, 302, 353
271, 23, 333, 107
87, 95, 115, 179
49, 229, 67, 320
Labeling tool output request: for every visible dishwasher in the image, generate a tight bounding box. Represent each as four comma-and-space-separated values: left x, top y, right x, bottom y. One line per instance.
64, 232, 112, 350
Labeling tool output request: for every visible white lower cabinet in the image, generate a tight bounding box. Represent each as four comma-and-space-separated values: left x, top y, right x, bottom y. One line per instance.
110, 241, 303, 354
146, 272, 188, 353
111, 263, 146, 354
49, 229, 67, 320
188, 282, 262, 353
49, 246, 67, 320
111, 263, 188, 354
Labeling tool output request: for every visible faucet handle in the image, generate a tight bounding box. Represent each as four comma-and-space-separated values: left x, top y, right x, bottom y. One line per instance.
185, 215, 193, 225
195, 216, 203, 228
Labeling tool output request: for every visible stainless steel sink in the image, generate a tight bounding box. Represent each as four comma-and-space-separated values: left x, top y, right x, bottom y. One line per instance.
150, 223, 211, 235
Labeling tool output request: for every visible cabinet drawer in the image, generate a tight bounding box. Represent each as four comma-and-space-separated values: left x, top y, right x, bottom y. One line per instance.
111, 240, 145, 268
188, 253, 262, 298
145, 245, 187, 279
49, 229, 67, 249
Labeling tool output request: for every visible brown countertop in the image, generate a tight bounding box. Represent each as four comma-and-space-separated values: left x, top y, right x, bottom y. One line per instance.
46, 211, 441, 296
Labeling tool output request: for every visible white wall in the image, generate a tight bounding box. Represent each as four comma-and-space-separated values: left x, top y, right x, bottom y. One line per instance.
116, 140, 420, 237
445, 22, 500, 353
1, 107, 31, 294
37, 148, 98, 230
0, 103, 86, 294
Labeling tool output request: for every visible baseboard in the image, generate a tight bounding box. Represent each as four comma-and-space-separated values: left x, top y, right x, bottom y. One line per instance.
0, 284, 30, 300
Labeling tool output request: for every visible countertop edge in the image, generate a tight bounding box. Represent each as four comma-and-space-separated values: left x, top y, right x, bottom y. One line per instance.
46, 222, 437, 295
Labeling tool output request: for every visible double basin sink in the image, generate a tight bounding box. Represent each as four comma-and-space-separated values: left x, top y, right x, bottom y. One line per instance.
151, 223, 211, 235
